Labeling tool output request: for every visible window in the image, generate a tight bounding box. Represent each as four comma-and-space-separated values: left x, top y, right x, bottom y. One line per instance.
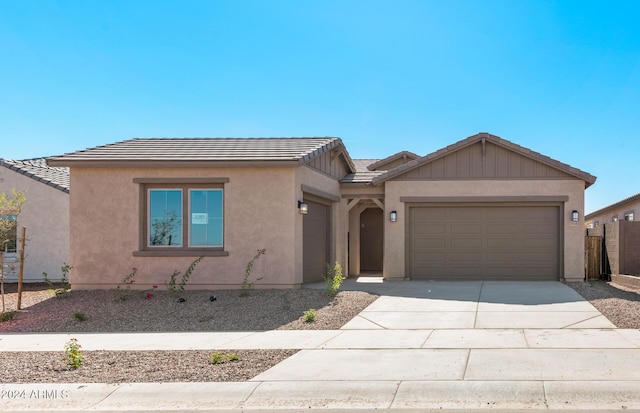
134, 178, 229, 256
1, 215, 17, 254
625, 212, 635, 221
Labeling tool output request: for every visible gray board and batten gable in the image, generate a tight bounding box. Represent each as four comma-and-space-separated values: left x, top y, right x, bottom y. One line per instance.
0, 158, 70, 193
47, 137, 355, 180
371, 133, 596, 187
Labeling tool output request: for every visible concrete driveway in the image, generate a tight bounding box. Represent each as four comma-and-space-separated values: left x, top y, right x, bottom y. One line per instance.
248, 279, 640, 411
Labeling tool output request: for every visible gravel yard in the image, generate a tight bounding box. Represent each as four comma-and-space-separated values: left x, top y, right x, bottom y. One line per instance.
0, 283, 377, 383
1, 279, 639, 383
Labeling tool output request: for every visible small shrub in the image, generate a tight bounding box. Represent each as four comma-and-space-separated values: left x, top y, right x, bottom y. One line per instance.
73, 312, 86, 322
323, 261, 345, 297
64, 338, 83, 369
209, 351, 239, 364
240, 249, 266, 297
303, 308, 316, 323
0, 311, 16, 322
43, 265, 72, 298
166, 257, 203, 296
115, 268, 137, 302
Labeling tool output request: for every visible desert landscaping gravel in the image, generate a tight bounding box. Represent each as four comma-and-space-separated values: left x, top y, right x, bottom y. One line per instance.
1, 280, 639, 383
0, 283, 377, 383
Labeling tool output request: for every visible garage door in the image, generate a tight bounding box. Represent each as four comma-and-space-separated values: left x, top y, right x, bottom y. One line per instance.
409, 205, 560, 280
303, 200, 330, 283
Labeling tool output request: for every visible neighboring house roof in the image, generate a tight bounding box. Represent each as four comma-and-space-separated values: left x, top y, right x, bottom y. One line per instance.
367, 151, 419, 171
371, 133, 597, 187
0, 158, 70, 193
585, 192, 640, 219
47, 137, 356, 172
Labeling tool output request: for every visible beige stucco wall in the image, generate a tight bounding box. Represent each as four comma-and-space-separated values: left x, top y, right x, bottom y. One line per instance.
382, 179, 586, 282
69, 166, 310, 289
0, 168, 69, 282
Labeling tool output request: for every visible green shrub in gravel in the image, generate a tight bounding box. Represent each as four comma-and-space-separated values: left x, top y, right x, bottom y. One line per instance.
323, 261, 345, 297
209, 351, 239, 364
0, 311, 15, 322
166, 256, 204, 296
240, 249, 266, 297
303, 308, 316, 323
73, 312, 86, 322
64, 338, 83, 369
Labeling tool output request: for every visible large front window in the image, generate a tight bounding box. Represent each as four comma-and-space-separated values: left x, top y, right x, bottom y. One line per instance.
133, 177, 228, 257
1, 215, 17, 254
146, 187, 224, 250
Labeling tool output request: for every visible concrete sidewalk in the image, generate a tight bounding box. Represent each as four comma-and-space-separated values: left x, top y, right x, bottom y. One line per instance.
2, 280, 640, 412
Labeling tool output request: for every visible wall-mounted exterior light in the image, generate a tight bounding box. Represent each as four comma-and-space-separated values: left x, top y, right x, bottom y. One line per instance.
390, 210, 397, 222
298, 201, 308, 215
571, 210, 579, 222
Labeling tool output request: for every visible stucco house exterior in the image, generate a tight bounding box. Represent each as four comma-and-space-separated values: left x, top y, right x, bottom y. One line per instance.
47, 133, 596, 289
0, 158, 70, 282
585, 193, 638, 228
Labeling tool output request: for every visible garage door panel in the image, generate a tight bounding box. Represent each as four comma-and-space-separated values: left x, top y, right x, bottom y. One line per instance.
414, 238, 446, 249
451, 223, 484, 234
409, 205, 560, 281
486, 238, 520, 250
487, 223, 520, 234
450, 208, 484, 221
450, 238, 484, 249
450, 252, 483, 262
414, 251, 445, 263
414, 223, 446, 235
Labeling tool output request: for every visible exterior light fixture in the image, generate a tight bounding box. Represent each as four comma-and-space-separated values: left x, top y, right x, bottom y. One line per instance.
390, 210, 398, 222
571, 210, 579, 222
298, 201, 308, 215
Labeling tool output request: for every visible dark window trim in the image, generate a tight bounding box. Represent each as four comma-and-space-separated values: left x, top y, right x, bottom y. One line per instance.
135, 179, 228, 255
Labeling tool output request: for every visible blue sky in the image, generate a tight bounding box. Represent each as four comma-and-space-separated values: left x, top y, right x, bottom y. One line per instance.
1, 0, 639, 213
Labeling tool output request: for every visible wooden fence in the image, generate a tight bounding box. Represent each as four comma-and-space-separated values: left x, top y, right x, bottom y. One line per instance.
585, 236, 602, 280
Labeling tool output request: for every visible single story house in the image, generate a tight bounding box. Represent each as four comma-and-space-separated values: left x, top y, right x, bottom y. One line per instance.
0, 158, 70, 282
47, 133, 596, 289
585, 193, 638, 228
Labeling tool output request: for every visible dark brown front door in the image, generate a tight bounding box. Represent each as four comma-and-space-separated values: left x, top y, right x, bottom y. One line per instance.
360, 208, 383, 272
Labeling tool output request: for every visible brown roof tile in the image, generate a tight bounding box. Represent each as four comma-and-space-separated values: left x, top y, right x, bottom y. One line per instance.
0, 158, 70, 193
47, 137, 353, 170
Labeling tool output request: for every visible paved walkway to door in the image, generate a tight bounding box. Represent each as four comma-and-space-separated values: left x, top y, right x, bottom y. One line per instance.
2, 280, 640, 412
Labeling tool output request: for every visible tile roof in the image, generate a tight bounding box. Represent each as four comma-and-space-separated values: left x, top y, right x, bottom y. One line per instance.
352, 159, 379, 172
47, 137, 350, 166
585, 192, 640, 219
367, 151, 419, 171
0, 158, 70, 193
371, 133, 597, 187
340, 171, 386, 184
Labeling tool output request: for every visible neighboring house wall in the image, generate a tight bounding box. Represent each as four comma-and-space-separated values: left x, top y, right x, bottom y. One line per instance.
68, 165, 341, 289
585, 198, 640, 228
382, 179, 586, 281
0, 168, 69, 282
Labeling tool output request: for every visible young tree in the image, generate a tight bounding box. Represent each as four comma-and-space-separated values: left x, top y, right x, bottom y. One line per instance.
0, 189, 26, 313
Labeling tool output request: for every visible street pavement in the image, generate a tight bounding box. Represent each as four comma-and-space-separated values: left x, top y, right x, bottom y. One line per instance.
1, 279, 640, 412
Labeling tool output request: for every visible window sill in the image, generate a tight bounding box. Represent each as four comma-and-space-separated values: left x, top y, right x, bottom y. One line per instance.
133, 250, 229, 257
